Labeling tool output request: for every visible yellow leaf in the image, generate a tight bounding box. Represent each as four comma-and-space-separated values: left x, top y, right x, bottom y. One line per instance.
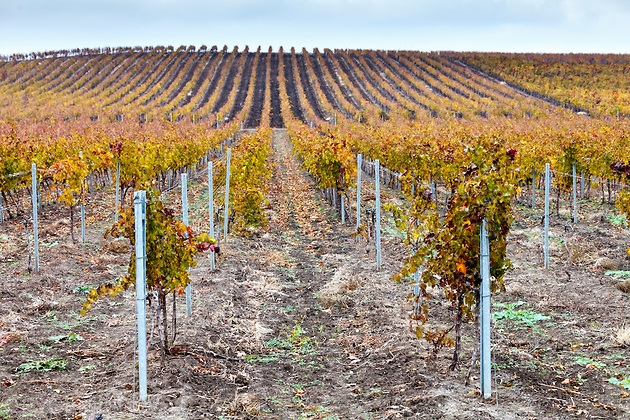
456, 260, 466, 275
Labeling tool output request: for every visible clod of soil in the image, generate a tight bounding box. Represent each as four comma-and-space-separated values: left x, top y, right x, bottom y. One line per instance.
616, 280, 630, 293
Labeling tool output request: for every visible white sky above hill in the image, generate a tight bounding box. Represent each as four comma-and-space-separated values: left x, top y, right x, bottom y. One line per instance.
0, 0, 628, 55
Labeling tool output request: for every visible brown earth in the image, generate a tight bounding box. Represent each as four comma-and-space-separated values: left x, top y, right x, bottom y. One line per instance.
1, 129, 629, 419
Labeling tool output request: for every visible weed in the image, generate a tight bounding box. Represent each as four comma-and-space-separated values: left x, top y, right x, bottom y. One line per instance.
265, 337, 293, 350
78, 365, 96, 372
609, 376, 630, 390
45, 311, 97, 331
575, 356, 606, 369
0, 404, 8, 420
280, 305, 296, 313
493, 301, 550, 326
48, 333, 83, 343
73, 285, 93, 294
265, 396, 281, 405
245, 354, 280, 364
608, 213, 628, 227
17, 358, 67, 373
605, 270, 630, 278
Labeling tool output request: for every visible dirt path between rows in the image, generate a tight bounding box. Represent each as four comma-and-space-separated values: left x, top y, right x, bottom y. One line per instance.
1, 129, 630, 419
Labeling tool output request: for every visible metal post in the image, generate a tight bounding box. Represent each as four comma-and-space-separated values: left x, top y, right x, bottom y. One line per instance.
114, 161, 121, 222
413, 271, 420, 315
479, 219, 491, 399
80, 203, 86, 243
531, 169, 536, 208
375, 160, 382, 270
31, 163, 39, 272
182, 173, 192, 316
0, 194, 4, 224
341, 195, 345, 224
223, 148, 231, 241
572, 164, 578, 224
134, 190, 148, 402
580, 170, 585, 199
208, 161, 215, 269
544, 163, 550, 269
356, 154, 362, 230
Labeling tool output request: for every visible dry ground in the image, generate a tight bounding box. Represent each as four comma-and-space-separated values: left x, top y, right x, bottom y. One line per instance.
1, 129, 629, 419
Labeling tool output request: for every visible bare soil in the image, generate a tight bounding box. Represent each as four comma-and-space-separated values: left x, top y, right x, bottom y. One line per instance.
1, 129, 629, 419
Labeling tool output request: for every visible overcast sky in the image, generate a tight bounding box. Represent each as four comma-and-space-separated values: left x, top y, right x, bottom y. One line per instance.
1, 0, 628, 55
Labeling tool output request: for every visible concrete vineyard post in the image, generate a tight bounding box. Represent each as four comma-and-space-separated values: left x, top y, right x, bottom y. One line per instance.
375, 160, 382, 270
114, 161, 121, 223
480, 219, 491, 400
531, 169, 536, 208
572, 164, 578, 224
208, 161, 215, 270
356, 154, 362, 230
182, 173, 192, 316
134, 190, 148, 402
341, 195, 345, 224
544, 163, 550, 269
79, 150, 85, 244
81, 203, 86, 243
31, 163, 39, 272
223, 148, 231, 242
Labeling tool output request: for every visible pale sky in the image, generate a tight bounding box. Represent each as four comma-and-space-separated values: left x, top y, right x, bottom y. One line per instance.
1, 0, 629, 55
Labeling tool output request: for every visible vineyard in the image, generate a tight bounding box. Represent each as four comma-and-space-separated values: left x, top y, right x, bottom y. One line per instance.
1, 47, 630, 419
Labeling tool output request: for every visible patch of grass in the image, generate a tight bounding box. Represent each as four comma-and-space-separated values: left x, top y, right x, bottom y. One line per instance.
17, 358, 67, 373
493, 301, 550, 326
